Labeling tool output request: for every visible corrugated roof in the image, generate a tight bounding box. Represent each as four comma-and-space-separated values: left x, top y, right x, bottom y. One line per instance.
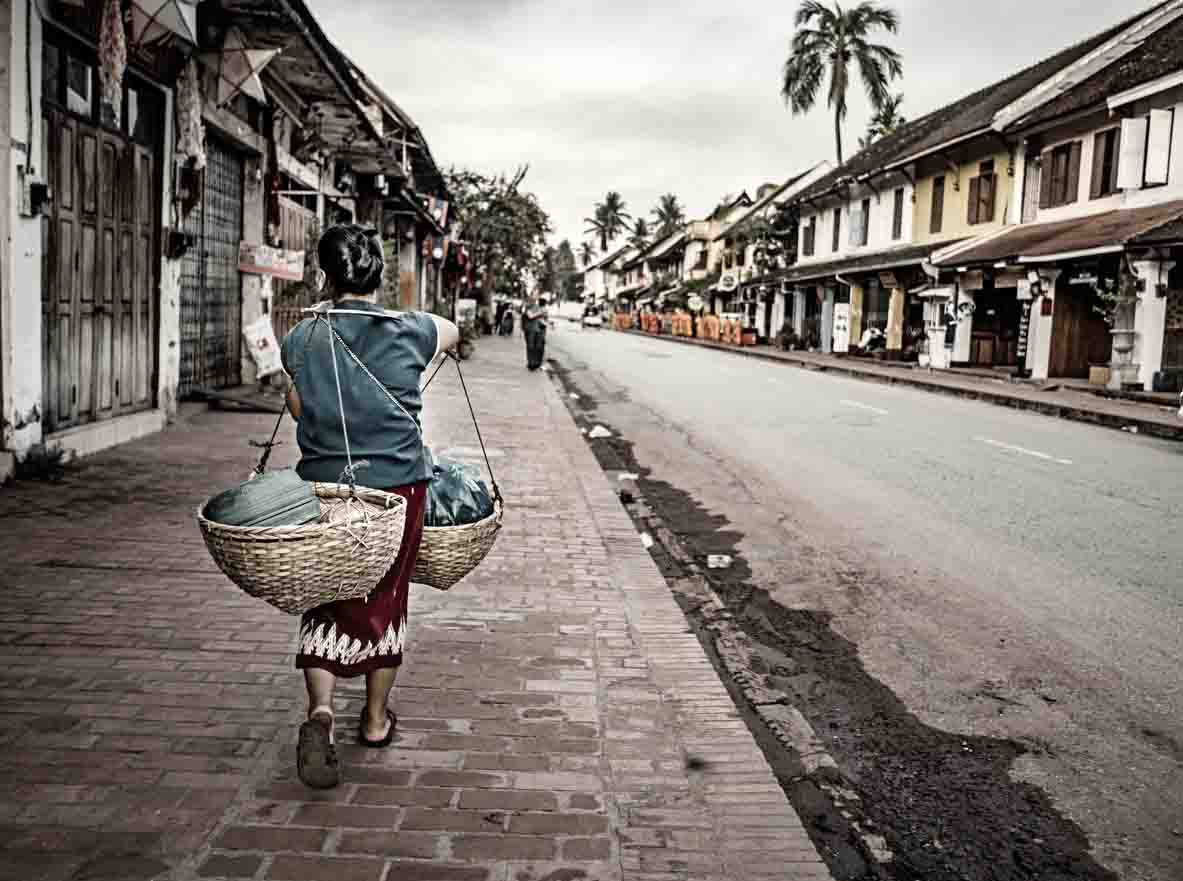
1015, 13, 1183, 129
791, 8, 1152, 205
932, 200, 1183, 266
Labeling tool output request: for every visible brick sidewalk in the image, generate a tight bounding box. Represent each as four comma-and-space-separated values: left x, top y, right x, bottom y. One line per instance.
621, 329, 1183, 440
0, 337, 830, 881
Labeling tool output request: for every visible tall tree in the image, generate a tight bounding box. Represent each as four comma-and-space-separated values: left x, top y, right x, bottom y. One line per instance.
584, 191, 631, 251
781, 1, 902, 165
445, 165, 552, 305
651, 194, 686, 237
629, 218, 650, 248
556, 239, 580, 301
579, 241, 596, 267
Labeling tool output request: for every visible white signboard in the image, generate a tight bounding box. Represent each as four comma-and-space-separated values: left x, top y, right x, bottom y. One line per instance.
244, 314, 283, 378
832, 303, 851, 354
719, 273, 739, 293
687, 294, 704, 312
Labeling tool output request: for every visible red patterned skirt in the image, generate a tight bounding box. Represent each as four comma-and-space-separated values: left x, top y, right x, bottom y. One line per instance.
296, 481, 428, 677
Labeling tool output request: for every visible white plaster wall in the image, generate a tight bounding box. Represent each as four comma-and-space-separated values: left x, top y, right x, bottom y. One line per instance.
3, 0, 44, 456
157, 88, 181, 419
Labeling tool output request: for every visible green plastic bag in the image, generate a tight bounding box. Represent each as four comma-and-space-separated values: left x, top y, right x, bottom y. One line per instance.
425, 456, 494, 527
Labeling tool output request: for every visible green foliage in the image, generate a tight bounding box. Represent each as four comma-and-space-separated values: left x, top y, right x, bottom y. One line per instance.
651, 194, 686, 238
445, 165, 553, 301
585, 192, 632, 252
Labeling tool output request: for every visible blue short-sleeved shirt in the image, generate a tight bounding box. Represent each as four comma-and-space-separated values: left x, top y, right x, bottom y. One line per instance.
280, 300, 439, 489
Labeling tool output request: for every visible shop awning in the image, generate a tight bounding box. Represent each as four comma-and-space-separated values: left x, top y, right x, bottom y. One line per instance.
783, 242, 959, 283
932, 199, 1183, 267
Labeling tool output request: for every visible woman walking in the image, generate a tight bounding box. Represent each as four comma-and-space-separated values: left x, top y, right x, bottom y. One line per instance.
523, 294, 550, 370
280, 224, 459, 789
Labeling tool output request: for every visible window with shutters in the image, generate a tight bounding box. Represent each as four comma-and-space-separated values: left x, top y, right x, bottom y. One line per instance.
859, 198, 871, 246
967, 160, 996, 225
1040, 141, 1082, 209
802, 217, 816, 257
892, 188, 904, 240
832, 208, 841, 252
930, 176, 945, 234
1090, 128, 1121, 199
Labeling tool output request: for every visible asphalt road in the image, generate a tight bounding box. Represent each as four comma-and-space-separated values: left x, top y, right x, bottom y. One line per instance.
547, 322, 1183, 881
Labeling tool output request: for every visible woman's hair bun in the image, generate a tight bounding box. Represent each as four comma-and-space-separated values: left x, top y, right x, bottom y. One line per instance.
317, 224, 385, 296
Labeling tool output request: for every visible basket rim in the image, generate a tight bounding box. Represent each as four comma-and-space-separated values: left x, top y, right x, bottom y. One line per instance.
196, 481, 406, 536
420, 500, 504, 534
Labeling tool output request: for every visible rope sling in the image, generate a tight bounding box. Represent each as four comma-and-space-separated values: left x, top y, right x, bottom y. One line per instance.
250, 307, 503, 592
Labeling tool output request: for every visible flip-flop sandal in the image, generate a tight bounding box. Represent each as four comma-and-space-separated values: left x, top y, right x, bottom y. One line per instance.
358, 708, 397, 748
297, 714, 340, 789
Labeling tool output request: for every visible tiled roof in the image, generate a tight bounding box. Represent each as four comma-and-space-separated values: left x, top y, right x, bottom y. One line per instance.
791, 8, 1151, 204
932, 200, 1183, 266
1014, 13, 1183, 128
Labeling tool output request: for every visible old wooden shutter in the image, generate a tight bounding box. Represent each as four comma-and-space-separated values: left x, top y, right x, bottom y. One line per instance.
1089, 132, 1108, 199
967, 176, 981, 224
1117, 117, 1149, 190
861, 199, 871, 245
1065, 141, 1083, 204
1146, 108, 1173, 185
832, 208, 841, 252
892, 188, 904, 239
931, 177, 944, 233
1039, 153, 1053, 209
1108, 126, 1122, 194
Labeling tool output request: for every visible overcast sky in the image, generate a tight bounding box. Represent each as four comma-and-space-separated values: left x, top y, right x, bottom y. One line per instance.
309, 0, 1158, 251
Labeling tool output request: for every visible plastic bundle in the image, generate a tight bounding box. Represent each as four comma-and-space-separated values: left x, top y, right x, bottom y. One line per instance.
425, 456, 495, 527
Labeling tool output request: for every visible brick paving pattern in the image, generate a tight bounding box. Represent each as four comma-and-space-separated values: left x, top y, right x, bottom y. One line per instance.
0, 337, 831, 881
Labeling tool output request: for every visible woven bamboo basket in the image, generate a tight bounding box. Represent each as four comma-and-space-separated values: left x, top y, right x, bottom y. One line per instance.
413, 501, 503, 591
197, 483, 407, 615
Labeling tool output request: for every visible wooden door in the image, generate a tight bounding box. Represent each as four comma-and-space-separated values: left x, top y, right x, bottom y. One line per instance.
41, 107, 158, 433
1049, 285, 1112, 378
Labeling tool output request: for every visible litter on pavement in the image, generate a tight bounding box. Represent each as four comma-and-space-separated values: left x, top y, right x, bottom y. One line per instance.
588, 425, 613, 439
707, 554, 733, 569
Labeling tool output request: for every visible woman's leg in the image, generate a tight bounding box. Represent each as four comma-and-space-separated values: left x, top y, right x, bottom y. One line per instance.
363, 667, 398, 739
304, 667, 336, 731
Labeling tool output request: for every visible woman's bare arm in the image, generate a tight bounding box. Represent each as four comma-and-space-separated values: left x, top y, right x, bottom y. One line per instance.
286, 385, 302, 420
430, 315, 461, 356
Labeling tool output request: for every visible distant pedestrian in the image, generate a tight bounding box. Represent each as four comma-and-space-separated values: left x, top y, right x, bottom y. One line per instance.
523, 294, 550, 370
280, 224, 460, 789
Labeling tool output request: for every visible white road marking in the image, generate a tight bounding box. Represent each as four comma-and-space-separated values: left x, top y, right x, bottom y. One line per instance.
974, 437, 1073, 466
840, 400, 889, 416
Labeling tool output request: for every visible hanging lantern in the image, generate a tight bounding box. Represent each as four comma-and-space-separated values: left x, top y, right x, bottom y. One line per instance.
200, 27, 280, 106
128, 0, 198, 47
98, 0, 127, 122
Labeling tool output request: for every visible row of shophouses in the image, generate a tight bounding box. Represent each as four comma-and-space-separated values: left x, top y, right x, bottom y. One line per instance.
0, 0, 465, 477
586, 0, 1183, 396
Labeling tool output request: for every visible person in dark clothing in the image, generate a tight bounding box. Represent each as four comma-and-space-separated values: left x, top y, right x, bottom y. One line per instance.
523, 295, 549, 370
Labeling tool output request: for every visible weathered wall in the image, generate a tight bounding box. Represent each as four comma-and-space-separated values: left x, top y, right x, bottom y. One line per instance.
2, 0, 44, 457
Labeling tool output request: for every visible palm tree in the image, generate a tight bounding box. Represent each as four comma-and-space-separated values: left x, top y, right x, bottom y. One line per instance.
579, 242, 596, 267
865, 93, 906, 145
781, 1, 902, 165
584, 191, 632, 251
651, 194, 686, 237
629, 218, 650, 248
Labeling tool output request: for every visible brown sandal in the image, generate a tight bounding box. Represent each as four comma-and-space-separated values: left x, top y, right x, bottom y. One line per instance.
297, 712, 340, 789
